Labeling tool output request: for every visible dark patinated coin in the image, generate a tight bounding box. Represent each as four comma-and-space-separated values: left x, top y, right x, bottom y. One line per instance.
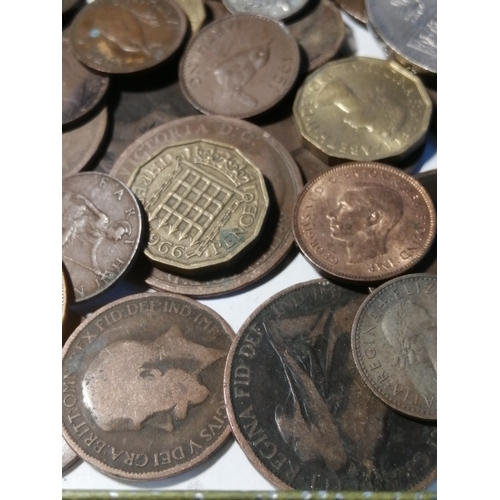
224, 279, 437, 490
62, 292, 234, 480
62, 172, 143, 302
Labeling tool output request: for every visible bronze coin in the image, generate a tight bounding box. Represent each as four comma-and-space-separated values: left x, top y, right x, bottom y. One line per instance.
292, 162, 436, 283
224, 279, 437, 490
62, 267, 68, 323
62, 172, 143, 302
70, 0, 188, 74
352, 274, 437, 420
179, 14, 300, 119
62, 291, 234, 480
62, 436, 80, 472
109, 115, 303, 297
62, 30, 109, 126
63, 0, 82, 15
334, 0, 368, 23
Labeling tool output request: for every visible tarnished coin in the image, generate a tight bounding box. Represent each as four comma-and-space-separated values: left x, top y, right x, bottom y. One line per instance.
179, 14, 300, 119
334, 0, 367, 23
293, 57, 432, 164
62, 30, 109, 126
366, 0, 436, 74
352, 274, 437, 420
62, 173, 143, 302
70, 0, 188, 74
128, 139, 269, 273
292, 163, 436, 283
63, 107, 108, 178
62, 436, 80, 472
222, 0, 309, 21
62, 292, 234, 480
224, 279, 437, 490
176, 0, 206, 34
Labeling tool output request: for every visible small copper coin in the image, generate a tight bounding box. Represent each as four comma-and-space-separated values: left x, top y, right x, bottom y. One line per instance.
352, 274, 437, 420
179, 14, 300, 119
70, 0, 188, 74
62, 292, 234, 480
62, 436, 80, 472
224, 279, 437, 489
292, 163, 436, 283
62, 30, 109, 126
62, 172, 143, 302
334, 0, 367, 23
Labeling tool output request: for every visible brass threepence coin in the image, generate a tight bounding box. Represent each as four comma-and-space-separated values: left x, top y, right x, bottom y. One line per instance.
179, 14, 300, 119
222, 0, 309, 21
62, 436, 80, 472
334, 0, 367, 24
62, 172, 143, 302
293, 57, 432, 164
352, 274, 437, 420
110, 115, 303, 297
62, 292, 234, 480
70, 0, 188, 74
224, 279, 437, 490
176, 0, 206, 34
128, 139, 269, 274
366, 0, 436, 74
62, 30, 109, 126
292, 163, 436, 283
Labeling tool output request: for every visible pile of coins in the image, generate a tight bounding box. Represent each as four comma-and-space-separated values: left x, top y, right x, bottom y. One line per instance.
62, 0, 437, 493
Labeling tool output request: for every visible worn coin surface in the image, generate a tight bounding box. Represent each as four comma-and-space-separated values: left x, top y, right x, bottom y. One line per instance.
334, 0, 367, 23
180, 14, 300, 118
70, 0, 188, 74
222, 0, 308, 21
62, 436, 80, 472
293, 57, 432, 164
62, 292, 234, 480
62, 173, 143, 302
62, 30, 109, 126
128, 139, 269, 273
110, 115, 303, 297
224, 279, 437, 490
292, 163, 436, 283
352, 274, 437, 420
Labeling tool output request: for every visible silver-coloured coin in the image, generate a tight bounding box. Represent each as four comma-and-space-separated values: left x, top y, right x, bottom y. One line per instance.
222, 0, 309, 21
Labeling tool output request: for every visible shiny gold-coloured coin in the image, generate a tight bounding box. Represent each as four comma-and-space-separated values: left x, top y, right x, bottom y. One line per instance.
293, 57, 432, 164
128, 139, 269, 274
176, 0, 206, 34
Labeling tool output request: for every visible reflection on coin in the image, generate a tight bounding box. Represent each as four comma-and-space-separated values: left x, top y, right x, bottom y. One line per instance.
293, 57, 432, 164
334, 0, 367, 23
62, 173, 143, 302
110, 115, 302, 297
63, 107, 108, 178
292, 163, 436, 283
222, 0, 308, 21
352, 274, 437, 420
62, 31, 109, 126
62, 292, 234, 480
180, 14, 300, 119
62, 436, 80, 472
70, 0, 188, 74
128, 139, 269, 274
224, 279, 437, 489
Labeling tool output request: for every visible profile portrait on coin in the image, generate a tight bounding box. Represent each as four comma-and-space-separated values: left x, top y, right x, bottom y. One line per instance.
82, 325, 226, 432
326, 182, 404, 264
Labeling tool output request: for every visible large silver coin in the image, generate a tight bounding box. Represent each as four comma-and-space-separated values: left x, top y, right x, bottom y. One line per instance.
222, 0, 309, 21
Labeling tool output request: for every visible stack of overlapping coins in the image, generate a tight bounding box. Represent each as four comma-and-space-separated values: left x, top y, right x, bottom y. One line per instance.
62, 0, 437, 494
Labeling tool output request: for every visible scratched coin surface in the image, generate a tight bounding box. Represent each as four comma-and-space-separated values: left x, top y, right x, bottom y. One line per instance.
128, 139, 269, 273
70, 0, 188, 74
62, 172, 143, 302
352, 274, 437, 420
62, 292, 234, 480
293, 57, 432, 163
292, 163, 436, 283
179, 14, 300, 118
221, 0, 308, 21
110, 115, 303, 297
224, 279, 437, 489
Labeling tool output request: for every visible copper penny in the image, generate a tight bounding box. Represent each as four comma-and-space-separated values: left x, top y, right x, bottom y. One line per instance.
292, 162, 436, 283
334, 0, 367, 23
62, 291, 234, 480
179, 14, 300, 119
62, 172, 143, 302
70, 0, 188, 74
62, 30, 109, 126
63, 0, 82, 14
224, 279, 437, 489
352, 274, 437, 420
62, 436, 80, 472
109, 115, 303, 297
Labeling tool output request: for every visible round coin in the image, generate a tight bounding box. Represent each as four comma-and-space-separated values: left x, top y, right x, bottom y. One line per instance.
62, 172, 143, 302
224, 279, 437, 490
334, 0, 367, 23
292, 163, 436, 283
222, 0, 309, 21
352, 274, 437, 420
179, 14, 300, 119
62, 292, 234, 480
70, 0, 188, 74
62, 436, 80, 472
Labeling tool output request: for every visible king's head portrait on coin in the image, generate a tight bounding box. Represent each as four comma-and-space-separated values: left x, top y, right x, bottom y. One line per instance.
326, 182, 404, 264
